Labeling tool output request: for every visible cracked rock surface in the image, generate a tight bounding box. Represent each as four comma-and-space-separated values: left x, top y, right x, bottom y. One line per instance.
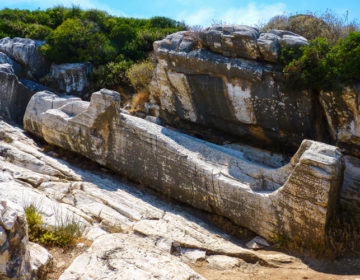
0, 120, 295, 279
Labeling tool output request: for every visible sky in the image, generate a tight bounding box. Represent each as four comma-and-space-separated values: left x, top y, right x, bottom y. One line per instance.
0, 0, 359, 27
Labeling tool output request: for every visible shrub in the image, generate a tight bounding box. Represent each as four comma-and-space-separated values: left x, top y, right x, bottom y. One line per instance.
92, 60, 132, 89
126, 60, 155, 91
282, 38, 334, 92
281, 31, 360, 93
23, 24, 52, 40
330, 31, 360, 85
264, 11, 359, 45
25, 205, 83, 248
41, 18, 116, 65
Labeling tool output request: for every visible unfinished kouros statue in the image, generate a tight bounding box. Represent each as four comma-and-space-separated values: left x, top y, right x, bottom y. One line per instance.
24, 89, 343, 243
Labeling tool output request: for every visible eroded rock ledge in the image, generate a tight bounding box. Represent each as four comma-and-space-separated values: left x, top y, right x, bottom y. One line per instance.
149, 26, 360, 156
24, 89, 344, 243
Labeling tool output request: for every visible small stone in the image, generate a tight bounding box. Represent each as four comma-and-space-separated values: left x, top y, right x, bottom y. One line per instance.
0, 226, 6, 246
181, 248, 206, 263
246, 236, 270, 250
207, 255, 240, 270
155, 237, 173, 253
29, 242, 53, 280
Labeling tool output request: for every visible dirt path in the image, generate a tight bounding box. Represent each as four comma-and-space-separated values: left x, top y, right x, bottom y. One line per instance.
190, 252, 360, 280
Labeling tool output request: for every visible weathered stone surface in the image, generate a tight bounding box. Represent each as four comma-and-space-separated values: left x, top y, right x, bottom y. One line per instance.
180, 248, 206, 263
156, 26, 307, 63
29, 242, 53, 280
47, 63, 92, 97
0, 51, 21, 74
320, 85, 360, 156
1, 120, 281, 271
0, 63, 36, 123
340, 155, 360, 216
246, 236, 271, 250
150, 28, 319, 151
59, 233, 205, 280
24, 90, 344, 243
0, 37, 48, 78
0, 199, 30, 279
20, 78, 54, 94
206, 255, 241, 270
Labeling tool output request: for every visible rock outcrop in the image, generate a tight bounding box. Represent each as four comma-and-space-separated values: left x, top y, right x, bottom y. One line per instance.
24, 90, 344, 243
47, 63, 92, 97
320, 85, 360, 156
0, 37, 48, 78
1, 120, 297, 279
0, 64, 36, 123
0, 51, 21, 74
0, 199, 30, 279
149, 27, 320, 151
59, 233, 205, 280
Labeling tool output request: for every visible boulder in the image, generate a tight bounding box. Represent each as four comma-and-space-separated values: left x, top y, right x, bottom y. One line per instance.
59, 233, 205, 280
24, 90, 344, 243
0, 199, 30, 279
29, 242, 53, 280
0, 37, 48, 78
0, 51, 21, 74
0, 64, 36, 124
150, 28, 319, 152
340, 155, 360, 217
47, 63, 92, 97
320, 85, 360, 156
197, 26, 307, 62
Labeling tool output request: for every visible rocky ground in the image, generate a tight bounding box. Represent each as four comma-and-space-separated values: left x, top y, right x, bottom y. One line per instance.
1, 120, 360, 279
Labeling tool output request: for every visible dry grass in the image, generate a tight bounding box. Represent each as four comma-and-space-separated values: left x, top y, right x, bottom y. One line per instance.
128, 91, 150, 114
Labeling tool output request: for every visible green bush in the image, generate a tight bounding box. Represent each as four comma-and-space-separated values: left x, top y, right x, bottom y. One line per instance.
23, 24, 52, 40
92, 60, 133, 89
264, 11, 359, 45
0, 7, 186, 88
282, 31, 360, 93
25, 205, 83, 247
41, 18, 116, 65
126, 60, 155, 90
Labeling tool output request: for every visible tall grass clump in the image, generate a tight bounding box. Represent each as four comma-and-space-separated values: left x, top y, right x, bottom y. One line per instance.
25, 204, 83, 248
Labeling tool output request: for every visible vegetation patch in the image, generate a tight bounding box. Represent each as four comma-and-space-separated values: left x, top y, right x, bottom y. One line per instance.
0, 6, 186, 90
281, 31, 360, 94
25, 205, 83, 248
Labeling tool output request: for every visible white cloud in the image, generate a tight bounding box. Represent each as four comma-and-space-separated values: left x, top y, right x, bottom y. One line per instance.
1, 0, 125, 16
178, 2, 286, 27
177, 8, 216, 26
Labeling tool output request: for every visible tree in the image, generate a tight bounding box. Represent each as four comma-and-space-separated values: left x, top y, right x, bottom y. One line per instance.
41, 18, 115, 65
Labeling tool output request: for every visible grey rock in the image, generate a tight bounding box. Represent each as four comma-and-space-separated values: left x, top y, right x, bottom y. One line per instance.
20, 78, 55, 94
0, 37, 48, 78
29, 242, 53, 280
320, 85, 360, 156
47, 63, 92, 96
24, 90, 344, 243
154, 26, 307, 63
246, 236, 271, 250
59, 233, 205, 280
0, 51, 21, 74
207, 255, 241, 270
0, 199, 30, 280
0, 64, 36, 123
340, 155, 360, 217
150, 30, 315, 151
181, 248, 206, 263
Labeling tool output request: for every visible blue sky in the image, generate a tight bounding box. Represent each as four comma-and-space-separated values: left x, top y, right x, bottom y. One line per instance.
0, 0, 359, 27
